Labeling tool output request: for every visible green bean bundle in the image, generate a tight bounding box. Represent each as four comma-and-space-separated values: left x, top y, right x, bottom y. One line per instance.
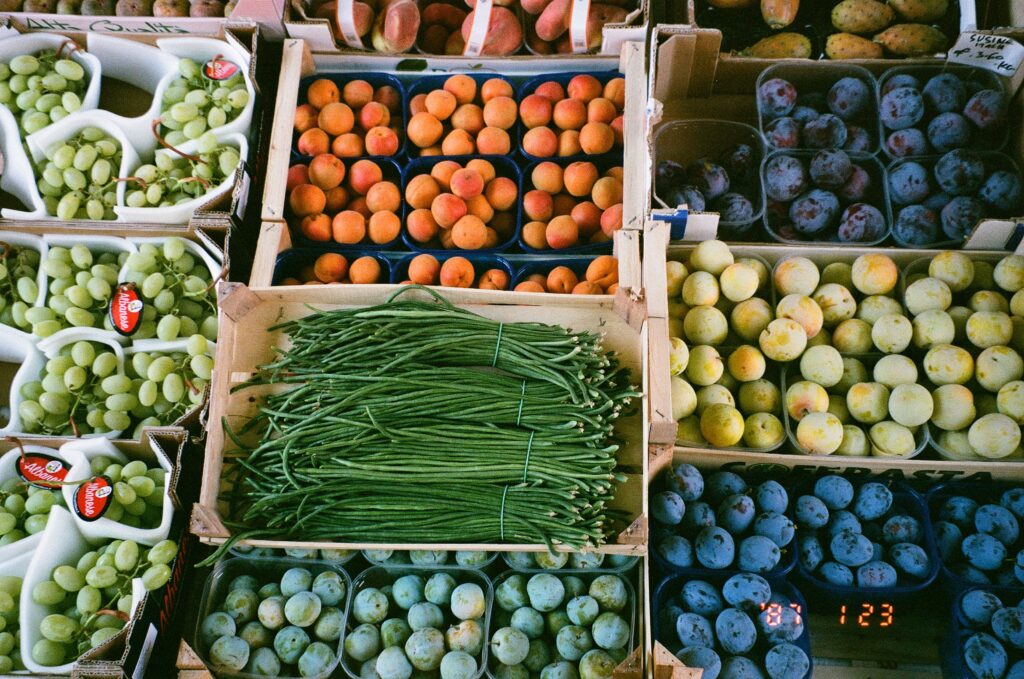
218, 288, 638, 554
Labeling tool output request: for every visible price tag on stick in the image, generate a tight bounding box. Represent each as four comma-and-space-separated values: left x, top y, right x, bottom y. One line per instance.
948, 32, 1024, 78
336, 0, 367, 49
569, 0, 591, 54
463, 0, 494, 57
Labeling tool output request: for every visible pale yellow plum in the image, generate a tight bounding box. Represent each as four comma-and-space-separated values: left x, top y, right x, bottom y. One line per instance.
696, 384, 735, 415
776, 294, 824, 338
972, 261, 996, 290
813, 283, 857, 327
690, 240, 734, 275
676, 415, 707, 446
977, 346, 1024, 393
669, 317, 684, 339
948, 305, 972, 344
759, 318, 808, 362
731, 298, 773, 343
720, 263, 760, 303
800, 345, 843, 387
936, 430, 982, 461
785, 380, 829, 421
743, 412, 785, 449
847, 382, 890, 424
924, 345, 974, 385
773, 257, 819, 297
888, 383, 934, 427
686, 345, 724, 386
871, 314, 912, 353
717, 370, 740, 392
727, 345, 766, 382
737, 257, 769, 288
929, 252, 974, 292
967, 311, 1013, 348
998, 381, 1024, 423
978, 392, 1000, 415
668, 300, 691, 321
821, 262, 854, 289
904, 277, 952, 315
738, 379, 781, 415
931, 384, 976, 430
873, 354, 918, 387
835, 425, 869, 456
666, 260, 688, 297
995, 255, 1024, 292
670, 375, 698, 420
912, 310, 955, 348
869, 421, 917, 458
832, 319, 873, 354
970, 290, 1010, 313
796, 412, 844, 455
1012, 290, 1024, 317
669, 337, 690, 376
827, 394, 850, 423
857, 295, 903, 325
836, 357, 869, 393
968, 413, 1022, 458
852, 254, 898, 295
700, 403, 745, 447
682, 270, 720, 307
806, 327, 833, 348
684, 305, 729, 345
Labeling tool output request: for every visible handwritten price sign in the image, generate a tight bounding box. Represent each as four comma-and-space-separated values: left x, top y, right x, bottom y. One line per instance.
949, 33, 1024, 77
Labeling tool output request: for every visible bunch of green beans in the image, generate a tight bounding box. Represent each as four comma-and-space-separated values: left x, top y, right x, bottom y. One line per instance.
213, 288, 639, 556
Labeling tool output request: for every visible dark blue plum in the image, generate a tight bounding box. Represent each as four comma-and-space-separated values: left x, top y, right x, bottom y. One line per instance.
675, 612, 714, 648
1001, 488, 1024, 519
720, 656, 763, 679
765, 116, 802, 149
789, 189, 840, 235
922, 191, 952, 212
695, 526, 736, 569
963, 632, 1008, 679
680, 580, 724, 617
922, 74, 967, 113
809, 148, 853, 189
819, 561, 854, 586
940, 197, 985, 241
953, 564, 992, 584
765, 643, 810, 679
754, 511, 795, 547
940, 496, 979, 531
885, 128, 930, 158
871, 542, 886, 562
758, 605, 804, 644
964, 89, 1007, 130
791, 105, 819, 126
687, 160, 731, 201
705, 472, 748, 505
828, 77, 872, 121
891, 542, 931, 579
814, 475, 854, 510
657, 535, 695, 568
979, 170, 1023, 214
737, 535, 781, 573
755, 480, 789, 515
764, 154, 808, 202
668, 463, 704, 501
934, 149, 986, 195
677, 647, 721, 679
888, 161, 932, 204
843, 125, 873, 153
992, 606, 1024, 650
852, 483, 893, 522
856, 561, 898, 588
717, 494, 757, 534
722, 573, 771, 610
882, 74, 921, 96
962, 533, 1007, 571
759, 78, 797, 119
838, 165, 871, 202
827, 510, 862, 538
960, 589, 1003, 628
715, 193, 756, 224
881, 514, 922, 545
652, 490, 686, 525
798, 534, 824, 572
975, 504, 1020, 546
880, 87, 925, 131
894, 205, 940, 246
719, 144, 757, 182
681, 501, 717, 536
715, 608, 757, 654
935, 520, 963, 562
1008, 660, 1024, 679
795, 495, 829, 529
802, 114, 848, 149
831, 531, 875, 567
927, 112, 971, 152
664, 185, 707, 212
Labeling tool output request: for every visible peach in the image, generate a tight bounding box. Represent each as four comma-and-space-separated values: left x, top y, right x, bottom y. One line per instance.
600, 203, 623, 235
365, 127, 399, 156
444, 74, 477, 105
451, 104, 485, 134
604, 78, 626, 110
580, 122, 615, 155
342, 79, 374, 109
299, 213, 331, 241
483, 96, 517, 130
318, 102, 354, 135
432, 193, 468, 228
563, 162, 599, 197
348, 197, 371, 219
524, 190, 554, 221
409, 254, 440, 284
466, 194, 494, 223
331, 133, 364, 157
410, 93, 429, 115
476, 127, 511, 155
358, 101, 390, 131
440, 256, 475, 287
573, 281, 604, 295
522, 220, 548, 249
289, 184, 326, 216
568, 74, 603, 103
332, 210, 366, 244
572, 201, 602, 238
307, 79, 340, 109
298, 128, 330, 156
452, 215, 488, 249
314, 253, 349, 283
491, 212, 515, 239
547, 215, 579, 249
552, 193, 576, 217
368, 210, 401, 244
450, 168, 484, 200
407, 208, 440, 244
408, 112, 444, 148
478, 269, 509, 290
426, 89, 458, 120
420, 24, 448, 54
466, 159, 496, 184
308, 154, 346, 190
588, 97, 617, 124
374, 85, 402, 113
586, 255, 618, 289
534, 81, 565, 101
515, 281, 546, 293
287, 164, 309, 192
294, 104, 319, 133
349, 256, 382, 284
610, 116, 624, 146
523, 126, 558, 157
592, 176, 623, 209
547, 266, 578, 294
481, 78, 514, 102
519, 94, 553, 130
553, 98, 587, 131
406, 174, 442, 209
459, 5, 523, 56
532, 162, 564, 194
431, 161, 461, 190
558, 130, 582, 157
324, 186, 349, 213
442, 129, 476, 155
366, 181, 401, 213
348, 159, 383, 195
485, 177, 518, 211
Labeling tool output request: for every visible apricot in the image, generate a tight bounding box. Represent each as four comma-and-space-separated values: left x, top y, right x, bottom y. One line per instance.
365, 127, 399, 156
294, 104, 319, 133
452, 215, 488, 249
571, 201, 603, 238
349, 256, 382, 284
366, 181, 401, 213
603, 78, 626, 109
547, 215, 579, 249
568, 74, 603, 103
591, 230, 612, 245
451, 104, 484, 134
332, 210, 366, 244
440, 256, 475, 287
558, 130, 582, 157
313, 253, 348, 283
523, 126, 558, 157
348, 197, 371, 219
324, 186, 349, 213
551, 193, 576, 217
466, 194, 494, 223
421, 146, 443, 157
553, 98, 587, 131
547, 266, 578, 294
466, 159, 496, 184
442, 129, 476, 155
407, 208, 440, 244
588, 98, 618, 124
368, 210, 401, 244
406, 174, 442, 209
532, 162, 564, 194
298, 128, 330, 156
605, 166, 625, 182
281, 277, 302, 286
524, 190, 554, 221
519, 94, 553, 129
450, 168, 484, 200
481, 78, 514, 102
342, 79, 374, 109
607, 283, 618, 294
409, 254, 441, 284
289, 184, 326, 216
318, 102, 354, 135
522, 220, 548, 249
580, 122, 615, 155
534, 81, 565, 101
526, 273, 547, 288
408, 112, 444, 148
610, 116, 624, 146
308, 154, 346, 190
331, 133, 364, 157
491, 212, 515, 239
374, 85, 402, 113
444, 75, 477, 105
410, 93, 429, 115
476, 127, 511, 155
299, 265, 316, 282
432, 193, 468, 228
573, 281, 604, 295
439, 229, 456, 249
307, 79, 340, 109
299, 213, 331, 241
600, 203, 624, 235
483, 96, 517, 130
286, 164, 309, 192
592, 176, 623, 209
358, 101, 390, 131
586, 255, 618, 289
348, 159, 383, 195
516, 281, 546, 293
478, 269, 509, 290
485, 177, 518, 210
426, 89, 458, 120
483, 227, 500, 248
431, 161, 461, 190
563, 162, 599, 197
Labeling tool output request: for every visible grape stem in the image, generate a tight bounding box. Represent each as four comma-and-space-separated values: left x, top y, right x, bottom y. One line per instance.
112, 176, 148, 190
178, 176, 211, 190
150, 119, 200, 163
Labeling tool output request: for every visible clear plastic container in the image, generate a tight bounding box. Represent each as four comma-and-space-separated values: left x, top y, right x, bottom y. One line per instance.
406, 73, 518, 159
500, 551, 639, 573
512, 257, 612, 295
272, 249, 393, 286
391, 253, 514, 288
942, 585, 1024, 679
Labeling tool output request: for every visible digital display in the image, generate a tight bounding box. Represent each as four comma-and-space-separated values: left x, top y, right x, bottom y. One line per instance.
758, 602, 803, 626
839, 603, 895, 627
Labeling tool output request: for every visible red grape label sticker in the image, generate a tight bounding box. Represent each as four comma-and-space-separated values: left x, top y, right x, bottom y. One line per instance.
204, 58, 240, 81
74, 475, 113, 522
109, 284, 143, 336
17, 453, 68, 489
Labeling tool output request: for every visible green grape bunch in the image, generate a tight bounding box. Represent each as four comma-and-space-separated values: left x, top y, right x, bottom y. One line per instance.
119, 239, 219, 342
29, 244, 126, 336
126, 132, 242, 209
159, 57, 249, 146
0, 574, 22, 672
18, 340, 133, 437
0, 242, 41, 331
30, 538, 178, 668
36, 127, 122, 221
80, 457, 165, 529
0, 477, 64, 547
126, 334, 213, 435
0, 49, 88, 135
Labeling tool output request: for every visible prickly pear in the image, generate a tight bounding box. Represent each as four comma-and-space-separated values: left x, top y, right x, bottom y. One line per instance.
826, 32, 884, 58
874, 23, 947, 56
761, 0, 799, 29
832, 0, 894, 34
81, 0, 115, 13
888, 0, 948, 22
740, 32, 812, 58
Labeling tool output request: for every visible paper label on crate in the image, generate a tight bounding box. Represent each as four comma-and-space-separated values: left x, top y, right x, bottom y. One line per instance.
336, 0, 367, 48
569, 0, 591, 53
74, 475, 113, 522
949, 33, 1024, 78
17, 453, 67, 489
463, 0, 493, 57
203, 58, 241, 82
109, 284, 143, 336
